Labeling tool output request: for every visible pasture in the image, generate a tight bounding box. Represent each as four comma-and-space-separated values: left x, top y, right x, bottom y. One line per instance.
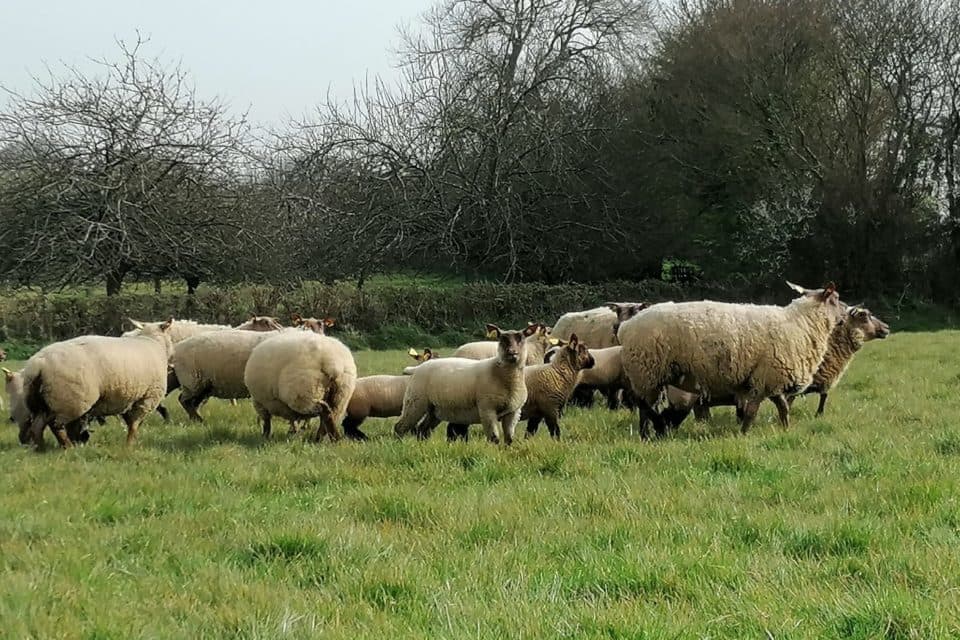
1, 330, 959, 639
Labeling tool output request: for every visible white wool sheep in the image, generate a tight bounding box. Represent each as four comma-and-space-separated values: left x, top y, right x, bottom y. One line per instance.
124, 318, 231, 343
452, 323, 548, 365
551, 303, 648, 349
395, 325, 529, 444
617, 282, 843, 438
243, 331, 357, 441
171, 329, 284, 421
342, 349, 437, 440
17, 319, 175, 448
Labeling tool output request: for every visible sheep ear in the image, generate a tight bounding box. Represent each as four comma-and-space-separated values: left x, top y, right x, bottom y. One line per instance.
324, 318, 336, 327
521, 324, 538, 337
568, 333, 579, 348
820, 282, 837, 301
603, 302, 621, 312
485, 324, 500, 339
159, 318, 174, 332
423, 348, 433, 358
291, 313, 302, 325
128, 318, 144, 330
785, 281, 806, 294
2, 367, 13, 382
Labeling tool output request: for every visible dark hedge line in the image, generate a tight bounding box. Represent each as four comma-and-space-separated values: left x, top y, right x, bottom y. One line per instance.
0, 279, 941, 355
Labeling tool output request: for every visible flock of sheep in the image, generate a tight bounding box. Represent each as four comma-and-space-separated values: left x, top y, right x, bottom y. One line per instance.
1, 281, 891, 449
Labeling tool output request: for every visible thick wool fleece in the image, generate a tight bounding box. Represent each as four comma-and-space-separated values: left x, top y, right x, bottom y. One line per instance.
347, 375, 409, 420
552, 307, 620, 348
810, 322, 870, 393
244, 331, 356, 425
172, 329, 279, 401
21, 331, 173, 425
124, 319, 231, 343
618, 297, 838, 405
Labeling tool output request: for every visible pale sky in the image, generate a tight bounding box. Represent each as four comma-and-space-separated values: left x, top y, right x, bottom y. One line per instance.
1, 0, 435, 125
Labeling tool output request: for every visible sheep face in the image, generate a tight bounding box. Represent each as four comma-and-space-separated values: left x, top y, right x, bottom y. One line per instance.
292, 314, 335, 334
3, 368, 29, 441
236, 316, 283, 331
0, 348, 6, 362
554, 334, 595, 371
846, 306, 890, 341
486, 324, 529, 365
605, 302, 649, 340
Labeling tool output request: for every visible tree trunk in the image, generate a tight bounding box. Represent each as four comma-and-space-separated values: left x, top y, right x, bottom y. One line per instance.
185, 275, 200, 295
153, 276, 162, 294
106, 269, 126, 296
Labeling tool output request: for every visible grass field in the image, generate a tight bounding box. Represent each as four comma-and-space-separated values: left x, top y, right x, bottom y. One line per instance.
1, 331, 959, 638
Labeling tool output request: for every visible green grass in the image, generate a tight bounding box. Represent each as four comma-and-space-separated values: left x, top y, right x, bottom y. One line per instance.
2, 332, 960, 638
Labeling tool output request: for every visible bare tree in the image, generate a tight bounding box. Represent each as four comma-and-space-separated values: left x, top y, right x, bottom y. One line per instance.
0, 36, 251, 294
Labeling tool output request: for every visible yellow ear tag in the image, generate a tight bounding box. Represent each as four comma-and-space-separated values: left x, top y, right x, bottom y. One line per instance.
549, 337, 559, 345
407, 347, 419, 357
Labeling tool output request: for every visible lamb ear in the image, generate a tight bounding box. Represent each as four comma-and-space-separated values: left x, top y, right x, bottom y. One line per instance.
128, 318, 144, 330
485, 324, 500, 339
423, 348, 433, 358
159, 317, 174, 332
291, 313, 302, 325
603, 302, 622, 312
521, 323, 538, 337
568, 333, 579, 348
324, 317, 336, 327
820, 282, 838, 301
2, 367, 14, 382
785, 281, 806, 294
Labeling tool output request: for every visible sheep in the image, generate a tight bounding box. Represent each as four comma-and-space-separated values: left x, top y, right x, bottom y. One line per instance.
452, 323, 551, 366
123, 318, 231, 343
551, 303, 648, 349
551, 303, 647, 407
618, 282, 843, 438
522, 334, 596, 439
788, 303, 890, 415
659, 303, 890, 429
16, 319, 175, 448
0, 347, 6, 362
243, 331, 357, 441
170, 328, 285, 422
341, 348, 438, 441
395, 325, 530, 445
291, 313, 335, 334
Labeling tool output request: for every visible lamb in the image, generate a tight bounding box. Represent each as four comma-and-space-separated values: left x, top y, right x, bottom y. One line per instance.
522, 334, 595, 439
341, 348, 438, 441
234, 316, 285, 331
394, 325, 530, 444
243, 331, 357, 441
16, 319, 175, 448
452, 323, 552, 365
618, 282, 843, 438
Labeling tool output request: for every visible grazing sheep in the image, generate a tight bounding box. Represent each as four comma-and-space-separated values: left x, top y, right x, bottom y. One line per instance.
395, 325, 530, 445
618, 282, 843, 438
452, 323, 552, 366
523, 334, 595, 439
17, 319, 175, 448
243, 331, 357, 441
3, 367, 26, 432
291, 314, 335, 334
341, 348, 438, 441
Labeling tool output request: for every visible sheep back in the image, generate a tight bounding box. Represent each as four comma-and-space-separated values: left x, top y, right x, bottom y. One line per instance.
348, 375, 409, 419
552, 307, 619, 348
172, 329, 278, 400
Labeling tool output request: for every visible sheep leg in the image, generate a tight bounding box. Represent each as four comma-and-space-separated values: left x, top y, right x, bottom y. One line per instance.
569, 386, 595, 408
739, 401, 760, 435
692, 401, 711, 422
544, 413, 561, 440
620, 387, 637, 410
604, 387, 621, 410
525, 416, 542, 438
636, 397, 666, 440
660, 405, 692, 430
178, 385, 211, 422
120, 414, 143, 447
342, 415, 369, 441
155, 404, 170, 422
313, 404, 341, 443
816, 393, 828, 416
394, 397, 429, 438
500, 410, 521, 446
479, 410, 501, 444
51, 421, 73, 449
253, 401, 272, 438
770, 395, 790, 428
446, 423, 469, 441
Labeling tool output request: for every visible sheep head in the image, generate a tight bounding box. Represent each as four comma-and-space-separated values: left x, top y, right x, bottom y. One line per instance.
407, 347, 435, 363
554, 333, 595, 371
0, 348, 6, 362
846, 306, 891, 341
237, 316, 283, 332
488, 325, 527, 365
606, 302, 650, 339
293, 314, 335, 334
